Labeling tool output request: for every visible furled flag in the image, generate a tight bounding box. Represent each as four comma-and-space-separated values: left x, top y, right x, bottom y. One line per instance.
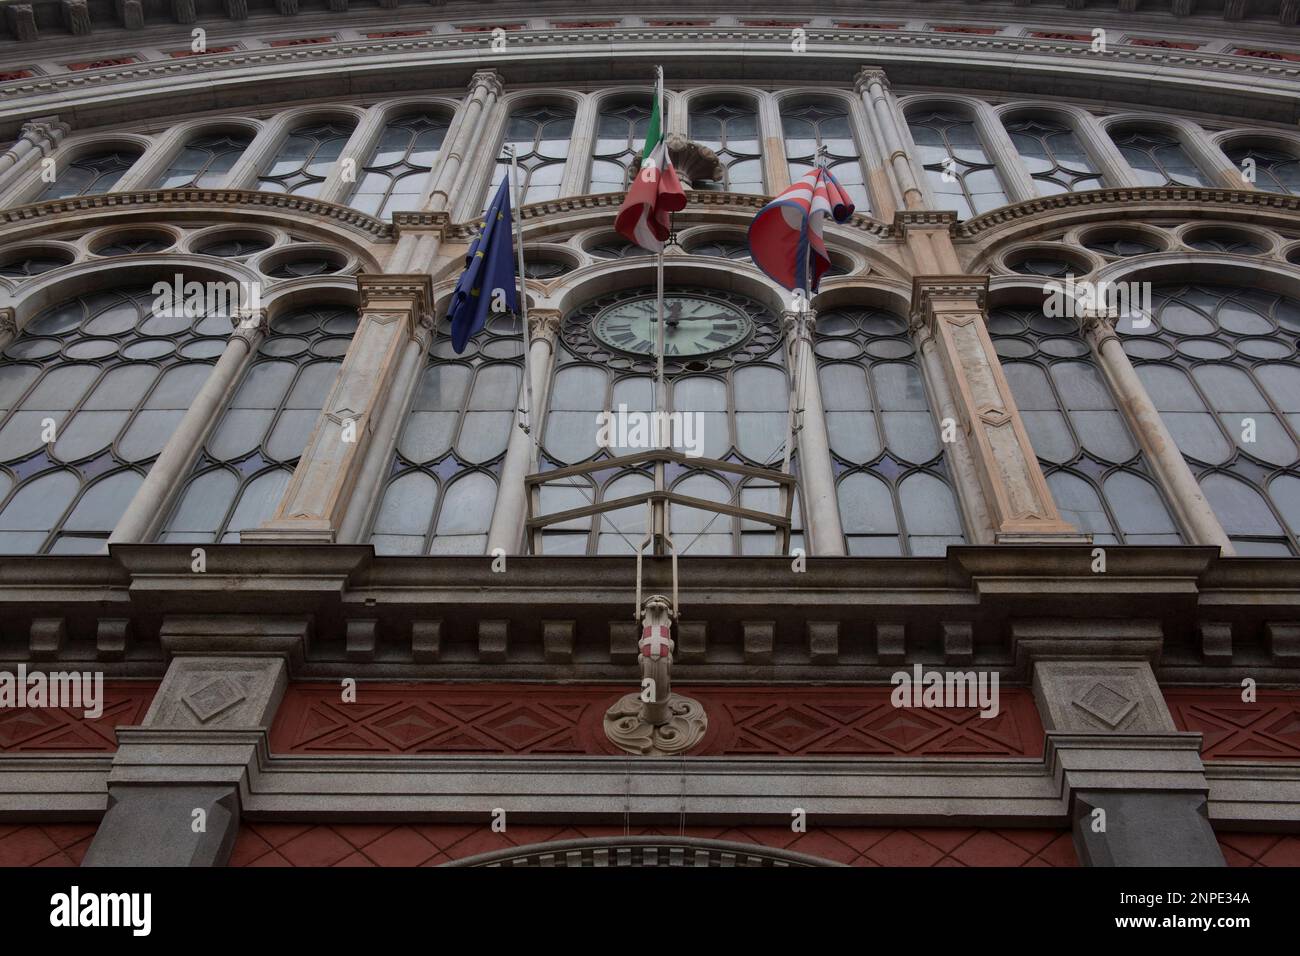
447, 175, 519, 353
746, 166, 855, 293
614, 73, 687, 253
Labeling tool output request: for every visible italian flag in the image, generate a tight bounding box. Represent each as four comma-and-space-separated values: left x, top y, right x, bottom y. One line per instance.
615, 73, 686, 253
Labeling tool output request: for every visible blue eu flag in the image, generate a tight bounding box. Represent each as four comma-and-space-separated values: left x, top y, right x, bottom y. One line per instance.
447, 176, 519, 353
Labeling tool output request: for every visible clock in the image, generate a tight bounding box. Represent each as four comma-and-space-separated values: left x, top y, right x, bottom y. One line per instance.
592, 294, 753, 358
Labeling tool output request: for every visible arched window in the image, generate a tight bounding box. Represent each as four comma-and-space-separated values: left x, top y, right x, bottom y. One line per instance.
907, 111, 1008, 219
484, 106, 574, 213
1222, 144, 1300, 195
780, 102, 870, 214
0, 287, 226, 553
534, 287, 801, 555
590, 102, 650, 194
1003, 118, 1104, 195
349, 112, 449, 219
368, 312, 523, 555
159, 304, 357, 543
815, 307, 965, 555
1123, 283, 1300, 553
155, 132, 252, 188
258, 121, 356, 198
992, 306, 1182, 544
38, 149, 140, 200
688, 101, 763, 193
1109, 128, 1206, 187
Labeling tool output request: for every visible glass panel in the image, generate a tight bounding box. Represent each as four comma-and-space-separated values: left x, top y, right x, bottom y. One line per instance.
907, 111, 1007, 220
348, 112, 449, 220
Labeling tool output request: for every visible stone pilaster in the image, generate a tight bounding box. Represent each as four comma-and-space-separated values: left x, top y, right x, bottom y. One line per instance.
911, 276, 1081, 542
487, 309, 562, 554
82, 618, 305, 867
0, 115, 69, 197
782, 309, 844, 555
244, 275, 433, 543
854, 67, 924, 211
427, 70, 503, 214
1081, 311, 1232, 552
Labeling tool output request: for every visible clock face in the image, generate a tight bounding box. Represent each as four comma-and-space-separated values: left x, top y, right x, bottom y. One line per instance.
592, 294, 753, 358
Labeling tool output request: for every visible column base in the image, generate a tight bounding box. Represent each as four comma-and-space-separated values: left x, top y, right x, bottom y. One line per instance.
81, 784, 240, 867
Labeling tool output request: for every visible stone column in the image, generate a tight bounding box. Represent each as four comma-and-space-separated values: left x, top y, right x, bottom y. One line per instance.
1175, 119, 1246, 189
81, 617, 305, 867
972, 100, 1037, 203
783, 309, 844, 555
244, 275, 433, 543
1081, 312, 1233, 552
756, 93, 790, 194
911, 277, 1082, 541
853, 68, 924, 211
486, 309, 561, 554
426, 70, 503, 214
561, 93, 599, 197
111, 312, 267, 543
1022, 624, 1225, 866
0, 115, 69, 201
1071, 110, 1137, 188
315, 106, 378, 206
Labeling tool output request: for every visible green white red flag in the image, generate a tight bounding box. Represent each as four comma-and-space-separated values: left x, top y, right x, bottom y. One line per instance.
614, 72, 686, 253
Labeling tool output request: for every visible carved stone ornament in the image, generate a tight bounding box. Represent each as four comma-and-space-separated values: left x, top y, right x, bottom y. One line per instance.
629, 133, 724, 189
604, 692, 708, 755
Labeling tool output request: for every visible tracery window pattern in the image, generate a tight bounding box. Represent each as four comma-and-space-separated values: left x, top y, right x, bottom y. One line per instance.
368, 313, 524, 555
535, 287, 802, 556
0, 287, 224, 553
1123, 284, 1300, 554
484, 106, 574, 213
815, 307, 965, 556
349, 112, 449, 219
1109, 129, 1207, 187
155, 133, 252, 188
258, 121, 356, 198
688, 102, 763, 194
780, 102, 870, 214
1003, 118, 1104, 195
159, 305, 357, 543
39, 150, 140, 200
1223, 145, 1300, 195
993, 307, 1182, 545
590, 103, 650, 194
908, 111, 1007, 220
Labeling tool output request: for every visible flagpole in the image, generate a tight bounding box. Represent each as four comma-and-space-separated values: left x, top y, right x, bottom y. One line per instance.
653, 64, 667, 558
506, 144, 535, 469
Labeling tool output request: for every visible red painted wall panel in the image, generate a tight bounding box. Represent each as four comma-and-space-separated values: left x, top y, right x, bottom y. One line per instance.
0, 681, 158, 753
1165, 689, 1300, 760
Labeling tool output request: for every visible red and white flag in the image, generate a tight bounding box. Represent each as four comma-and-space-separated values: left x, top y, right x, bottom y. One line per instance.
746, 166, 855, 293
614, 71, 686, 253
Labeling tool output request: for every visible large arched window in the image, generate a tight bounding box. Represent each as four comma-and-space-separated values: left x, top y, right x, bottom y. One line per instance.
348, 112, 449, 219
258, 121, 356, 198
780, 102, 870, 214
38, 149, 141, 200
992, 306, 1182, 544
688, 101, 763, 194
815, 307, 965, 556
159, 304, 357, 543
1124, 283, 1300, 553
589, 102, 650, 194
907, 111, 1008, 219
1003, 118, 1104, 195
1109, 128, 1207, 187
483, 106, 574, 213
534, 287, 801, 555
155, 132, 252, 188
1222, 143, 1300, 195
368, 313, 523, 555
0, 287, 225, 553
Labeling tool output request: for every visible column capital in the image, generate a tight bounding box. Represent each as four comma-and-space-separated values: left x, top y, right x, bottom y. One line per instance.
0, 307, 15, 339
909, 274, 988, 319
1080, 309, 1121, 350
527, 308, 562, 340
470, 69, 504, 98
229, 306, 267, 346
854, 65, 890, 94
357, 272, 434, 343
21, 115, 69, 153
781, 307, 817, 336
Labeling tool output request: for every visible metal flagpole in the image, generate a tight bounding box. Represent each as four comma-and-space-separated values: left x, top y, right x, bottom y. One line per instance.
506, 144, 535, 470
652, 64, 667, 558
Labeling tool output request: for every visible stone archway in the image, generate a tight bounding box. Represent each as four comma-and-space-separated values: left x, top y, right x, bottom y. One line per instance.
444, 835, 844, 868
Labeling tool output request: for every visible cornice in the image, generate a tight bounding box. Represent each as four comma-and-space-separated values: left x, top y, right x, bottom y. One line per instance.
955, 186, 1300, 239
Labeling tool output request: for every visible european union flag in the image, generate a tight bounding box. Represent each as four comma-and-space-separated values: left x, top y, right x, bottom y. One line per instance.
447, 176, 519, 353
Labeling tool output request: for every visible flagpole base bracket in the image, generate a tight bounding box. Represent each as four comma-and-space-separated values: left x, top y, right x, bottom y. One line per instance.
603, 692, 707, 756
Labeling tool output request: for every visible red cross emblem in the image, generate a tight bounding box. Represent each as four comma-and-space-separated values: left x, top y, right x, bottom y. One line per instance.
639, 624, 673, 659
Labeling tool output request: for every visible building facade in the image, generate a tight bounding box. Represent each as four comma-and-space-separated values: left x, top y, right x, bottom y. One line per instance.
0, 0, 1298, 868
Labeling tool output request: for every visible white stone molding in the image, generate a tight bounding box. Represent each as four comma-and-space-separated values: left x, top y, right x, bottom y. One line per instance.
0, 115, 71, 201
